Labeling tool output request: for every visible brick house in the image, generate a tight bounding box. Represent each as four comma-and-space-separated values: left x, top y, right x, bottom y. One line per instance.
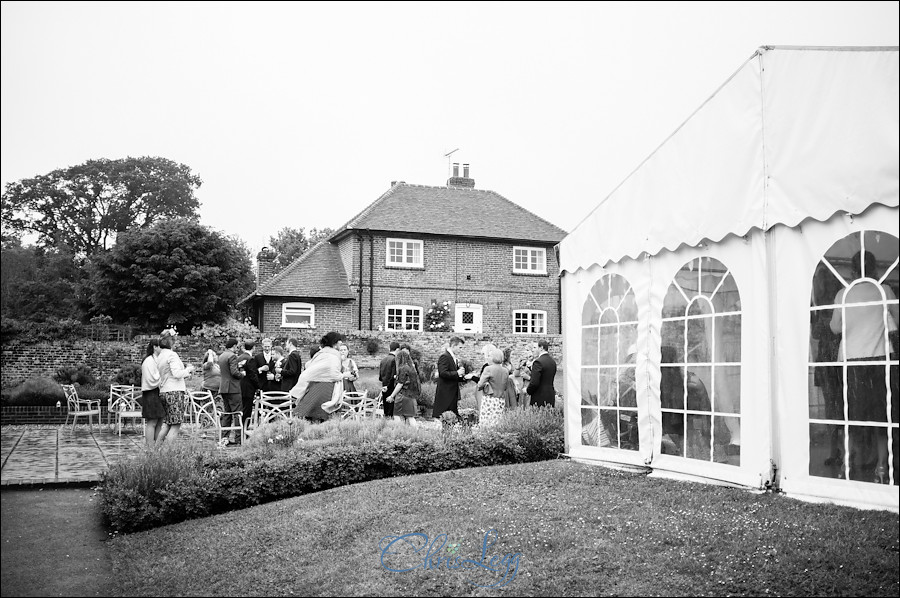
242, 169, 566, 336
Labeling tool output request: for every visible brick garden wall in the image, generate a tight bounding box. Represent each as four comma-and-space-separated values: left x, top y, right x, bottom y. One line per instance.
2, 331, 562, 388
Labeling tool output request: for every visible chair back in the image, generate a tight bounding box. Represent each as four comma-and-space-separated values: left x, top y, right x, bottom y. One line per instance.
340, 391, 372, 419
61, 384, 79, 410
109, 385, 139, 413
188, 390, 214, 425
254, 391, 293, 428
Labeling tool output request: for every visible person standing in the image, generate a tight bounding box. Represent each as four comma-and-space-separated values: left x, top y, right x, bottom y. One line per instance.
291, 332, 344, 423
280, 338, 303, 391
526, 340, 557, 408
218, 338, 245, 444
477, 347, 509, 427
201, 348, 221, 396
378, 341, 400, 418
238, 341, 259, 436
155, 329, 194, 444
339, 343, 359, 393
139, 339, 165, 448
385, 349, 420, 426
433, 336, 467, 419
254, 337, 278, 393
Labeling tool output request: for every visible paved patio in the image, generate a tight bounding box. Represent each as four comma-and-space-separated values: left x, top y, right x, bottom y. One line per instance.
0, 423, 220, 486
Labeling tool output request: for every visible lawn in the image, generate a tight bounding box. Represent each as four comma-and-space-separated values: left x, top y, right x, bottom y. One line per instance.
106, 459, 899, 597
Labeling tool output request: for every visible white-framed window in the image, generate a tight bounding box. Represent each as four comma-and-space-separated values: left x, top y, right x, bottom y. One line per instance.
660, 257, 742, 466
282, 302, 315, 328
385, 305, 423, 331
513, 246, 546, 274
386, 238, 423, 268
455, 304, 483, 333
580, 273, 639, 451
513, 310, 546, 334
808, 230, 899, 485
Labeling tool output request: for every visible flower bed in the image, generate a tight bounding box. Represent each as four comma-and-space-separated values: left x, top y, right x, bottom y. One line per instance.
100, 407, 563, 534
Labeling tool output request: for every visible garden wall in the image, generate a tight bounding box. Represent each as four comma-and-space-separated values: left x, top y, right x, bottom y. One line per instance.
1, 331, 562, 388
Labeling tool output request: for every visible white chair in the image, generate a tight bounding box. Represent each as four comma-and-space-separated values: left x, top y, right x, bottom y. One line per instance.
339, 391, 369, 419
109, 385, 143, 436
194, 393, 245, 445
62, 384, 102, 432
188, 390, 215, 427
250, 391, 293, 431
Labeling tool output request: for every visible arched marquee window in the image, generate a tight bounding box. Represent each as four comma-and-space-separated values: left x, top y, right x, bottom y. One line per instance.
580, 274, 639, 451
808, 231, 899, 486
660, 257, 742, 465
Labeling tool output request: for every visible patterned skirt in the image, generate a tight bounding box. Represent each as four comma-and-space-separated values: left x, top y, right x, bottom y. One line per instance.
160, 390, 187, 426
480, 396, 504, 428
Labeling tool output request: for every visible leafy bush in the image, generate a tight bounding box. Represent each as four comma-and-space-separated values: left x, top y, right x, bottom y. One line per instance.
364, 337, 380, 355
112, 363, 142, 387
78, 383, 111, 406
54, 365, 97, 386
100, 411, 562, 534
3, 377, 66, 406
245, 419, 308, 450
493, 406, 565, 461
0, 317, 90, 343
190, 317, 260, 340
417, 381, 435, 407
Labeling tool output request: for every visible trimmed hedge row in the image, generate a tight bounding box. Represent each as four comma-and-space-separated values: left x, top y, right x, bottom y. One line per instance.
101, 412, 564, 534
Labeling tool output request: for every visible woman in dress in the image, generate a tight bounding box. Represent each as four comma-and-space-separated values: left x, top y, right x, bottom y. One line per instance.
338, 344, 359, 393
139, 339, 166, 448
201, 348, 221, 396
476, 348, 509, 427
155, 330, 195, 444
385, 349, 420, 426
290, 332, 344, 423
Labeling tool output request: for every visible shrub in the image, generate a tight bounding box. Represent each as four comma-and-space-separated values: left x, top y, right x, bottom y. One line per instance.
493, 406, 565, 461
78, 383, 111, 406
417, 381, 436, 407
112, 363, 142, 387
54, 365, 96, 386
190, 317, 260, 340
4, 377, 66, 406
100, 410, 563, 534
365, 337, 380, 355
245, 419, 307, 450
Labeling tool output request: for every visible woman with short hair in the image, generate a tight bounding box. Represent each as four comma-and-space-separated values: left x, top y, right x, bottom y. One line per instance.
476, 348, 508, 428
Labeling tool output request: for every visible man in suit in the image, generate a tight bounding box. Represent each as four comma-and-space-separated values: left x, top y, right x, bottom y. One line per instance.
378, 341, 401, 418
279, 337, 303, 392
238, 341, 259, 436
526, 339, 557, 408
433, 336, 467, 419
217, 338, 245, 444
253, 337, 278, 392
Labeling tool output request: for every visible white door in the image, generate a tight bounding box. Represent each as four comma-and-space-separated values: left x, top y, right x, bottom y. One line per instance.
455, 304, 483, 333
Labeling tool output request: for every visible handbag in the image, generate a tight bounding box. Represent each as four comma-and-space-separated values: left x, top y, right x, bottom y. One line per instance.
482, 380, 494, 396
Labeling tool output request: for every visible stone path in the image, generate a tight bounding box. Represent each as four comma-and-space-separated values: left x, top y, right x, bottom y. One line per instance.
1, 424, 217, 486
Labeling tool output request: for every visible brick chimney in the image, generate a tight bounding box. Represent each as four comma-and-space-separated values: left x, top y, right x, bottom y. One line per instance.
447, 162, 475, 188
256, 246, 277, 288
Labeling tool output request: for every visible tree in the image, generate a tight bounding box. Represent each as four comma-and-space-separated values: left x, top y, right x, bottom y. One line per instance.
268, 226, 334, 272
1, 241, 84, 322
86, 219, 255, 331
1, 156, 202, 256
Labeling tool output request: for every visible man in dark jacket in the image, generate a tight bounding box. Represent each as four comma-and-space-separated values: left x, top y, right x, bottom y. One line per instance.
526, 340, 557, 408
378, 341, 401, 417
279, 337, 303, 392
238, 341, 259, 435
434, 337, 467, 419
217, 338, 245, 443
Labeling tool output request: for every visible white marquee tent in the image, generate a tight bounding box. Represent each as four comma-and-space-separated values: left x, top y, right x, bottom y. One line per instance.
558, 46, 899, 510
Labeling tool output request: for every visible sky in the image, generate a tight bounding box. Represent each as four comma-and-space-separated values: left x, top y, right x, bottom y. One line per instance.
2, 1, 898, 256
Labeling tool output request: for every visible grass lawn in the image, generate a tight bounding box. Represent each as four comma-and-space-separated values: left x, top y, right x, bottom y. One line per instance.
107, 459, 898, 597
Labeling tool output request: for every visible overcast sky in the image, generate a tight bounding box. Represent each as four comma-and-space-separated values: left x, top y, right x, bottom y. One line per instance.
2, 1, 898, 254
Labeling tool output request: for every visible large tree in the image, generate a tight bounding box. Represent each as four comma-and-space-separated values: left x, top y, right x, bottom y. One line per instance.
0, 241, 84, 322
268, 226, 334, 272
1, 156, 202, 255
86, 219, 255, 331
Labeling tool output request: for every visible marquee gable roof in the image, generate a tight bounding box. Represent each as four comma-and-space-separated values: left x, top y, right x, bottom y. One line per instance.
559, 46, 900, 273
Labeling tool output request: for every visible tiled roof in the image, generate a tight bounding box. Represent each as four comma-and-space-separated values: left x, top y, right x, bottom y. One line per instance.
244, 239, 354, 301
333, 182, 567, 243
